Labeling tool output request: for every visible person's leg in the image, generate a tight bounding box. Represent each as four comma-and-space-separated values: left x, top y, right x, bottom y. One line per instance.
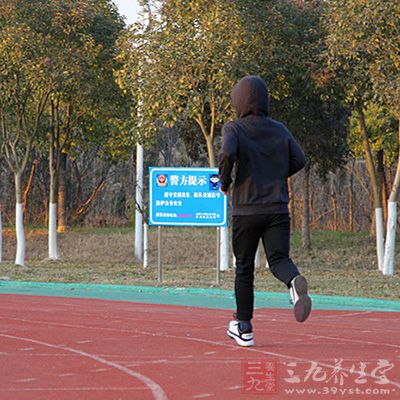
261, 213, 299, 287
232, 215, 262, 323
261, 213, 311, 322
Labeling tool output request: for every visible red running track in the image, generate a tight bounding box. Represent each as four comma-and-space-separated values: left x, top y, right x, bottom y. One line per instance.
0, 294, 399, 400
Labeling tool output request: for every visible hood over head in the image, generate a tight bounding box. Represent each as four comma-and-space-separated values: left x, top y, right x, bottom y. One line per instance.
231, 75, 269, 118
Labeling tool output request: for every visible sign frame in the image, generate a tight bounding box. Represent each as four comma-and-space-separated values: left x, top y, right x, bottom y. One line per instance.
148, 167, 228, 227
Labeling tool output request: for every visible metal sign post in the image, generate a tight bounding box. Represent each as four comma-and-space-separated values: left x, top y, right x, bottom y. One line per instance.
157, 226, 162, 282
216, 227, 221, 285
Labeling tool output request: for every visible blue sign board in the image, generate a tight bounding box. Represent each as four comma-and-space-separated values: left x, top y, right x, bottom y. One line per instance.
149, 167, 228, 227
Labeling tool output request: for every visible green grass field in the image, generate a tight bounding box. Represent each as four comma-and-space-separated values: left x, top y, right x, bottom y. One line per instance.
0, 227, 399, 301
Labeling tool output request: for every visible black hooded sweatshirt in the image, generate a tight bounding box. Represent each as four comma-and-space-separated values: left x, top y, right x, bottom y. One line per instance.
218, 75, 306, 216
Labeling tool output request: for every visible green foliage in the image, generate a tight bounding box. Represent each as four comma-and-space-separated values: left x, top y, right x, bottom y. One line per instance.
325, 0, 399, 114
0, 0, 128, 171
349, 104, 398, 163
0, 2, 51, 175
115, 0, 351, 171
325, 0, 400, 176
116, 0, 262, 165
266, 1, 349, 174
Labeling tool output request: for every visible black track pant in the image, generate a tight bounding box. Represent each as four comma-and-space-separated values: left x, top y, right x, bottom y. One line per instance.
232, 213, 300, 321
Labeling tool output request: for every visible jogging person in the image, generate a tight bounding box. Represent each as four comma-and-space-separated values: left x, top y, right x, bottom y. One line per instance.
218, 75, 312, 347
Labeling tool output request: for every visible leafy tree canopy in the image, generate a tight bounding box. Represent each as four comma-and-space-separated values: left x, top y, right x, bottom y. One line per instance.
116, 0, 263, 166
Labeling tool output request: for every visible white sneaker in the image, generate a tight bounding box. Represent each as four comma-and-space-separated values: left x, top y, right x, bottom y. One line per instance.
290, 275, 312, 322
227, 320, 254, 347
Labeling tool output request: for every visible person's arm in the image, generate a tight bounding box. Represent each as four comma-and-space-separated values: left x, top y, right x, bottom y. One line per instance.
288, 135, 306, 177
218, 125, 238, 194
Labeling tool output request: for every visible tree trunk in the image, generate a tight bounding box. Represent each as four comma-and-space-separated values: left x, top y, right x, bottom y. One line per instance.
195, 114, 228, 268
135, 143, 143, 262
387, 165, 392, 194
205, 135, 216, 168
309, 183, 314, 228
301, 163, 311, 251
48, 100, 60, 260
357, 107, 381, 207
15, 170, 23, 204
383, 118, 400, 276
58, 152, 68, 233
73, 177, 107, 224
214, 132, 229, 269
383, 202, 397, 276
377, 150, 388, 224
48, 202, 59, 260
14, 173, 25, 266
357, 105, 384, 270
23, 159, 37, 223
0, 208, 2, 263
348, 163, 354, 231
331, 194, 338, 231
195, 114, 216, 167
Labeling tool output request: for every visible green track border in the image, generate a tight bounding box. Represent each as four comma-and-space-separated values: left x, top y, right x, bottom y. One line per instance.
0, 281, 399, 312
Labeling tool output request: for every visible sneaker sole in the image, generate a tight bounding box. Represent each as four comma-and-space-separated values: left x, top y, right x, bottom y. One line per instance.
293, 276, 312, 323
227, 329, 255, 347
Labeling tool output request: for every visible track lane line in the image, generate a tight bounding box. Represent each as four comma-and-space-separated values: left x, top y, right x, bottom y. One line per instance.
0, 333, 168, 400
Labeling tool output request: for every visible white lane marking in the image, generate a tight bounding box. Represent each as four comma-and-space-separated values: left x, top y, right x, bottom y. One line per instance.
16, 378, 37, 383
30, 310, 398, 355
225, 385, 241, 391
121, 360, 237, 367
0, 334, 168, 400
4, 315, 400, 390
10, 314, 399, 354
133, 328, 400, 391
269, 327, 400, 350
319, 311, 373, 319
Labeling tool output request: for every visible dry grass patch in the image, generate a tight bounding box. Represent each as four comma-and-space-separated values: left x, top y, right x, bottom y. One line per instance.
0, 227, 399, 300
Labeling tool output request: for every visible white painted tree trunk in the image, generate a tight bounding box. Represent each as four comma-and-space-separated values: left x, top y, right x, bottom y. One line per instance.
143, 222, 148, 268
220, 226, 229, 270
0, 210, 2, 263
48, 202, 59, 260
254, 242, 261, 268
382, 121, 400, 275
382, 202, 397, 276
375, 208, 384, 271
15, 203, 25, 266
135, 143, 143, 262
